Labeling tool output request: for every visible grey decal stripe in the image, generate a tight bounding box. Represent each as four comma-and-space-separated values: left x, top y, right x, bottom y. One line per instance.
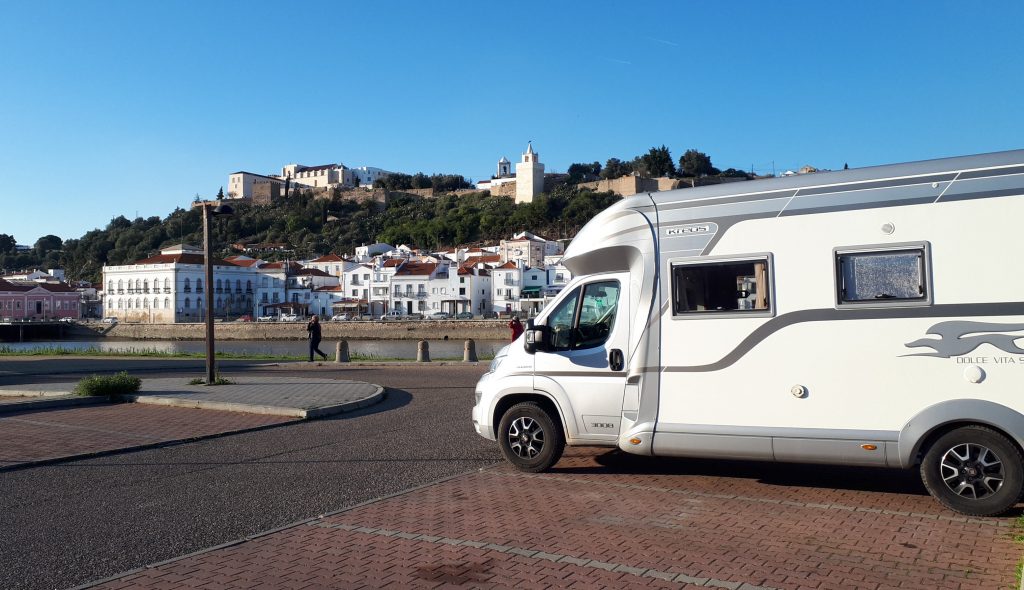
778, 195, 937, 217
938, 187, 1024, 203
602, 225, 649, 241
663, 303, 1024, 373
540, 371, 627, 378
656, 190, 796, 212
957, 165, 1024, 180
701, 212, 780, 255
795, 173, 957, 196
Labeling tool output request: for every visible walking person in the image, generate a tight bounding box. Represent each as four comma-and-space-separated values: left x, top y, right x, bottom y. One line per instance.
509, 315, 524, 342
306, 315, 328, 362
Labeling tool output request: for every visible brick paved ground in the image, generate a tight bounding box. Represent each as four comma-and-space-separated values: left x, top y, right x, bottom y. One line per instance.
87, 447, 1020, 590
0, 404, 295, 468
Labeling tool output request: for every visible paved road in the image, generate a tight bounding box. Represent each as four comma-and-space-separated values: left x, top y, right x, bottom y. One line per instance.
0, 361, 498, 590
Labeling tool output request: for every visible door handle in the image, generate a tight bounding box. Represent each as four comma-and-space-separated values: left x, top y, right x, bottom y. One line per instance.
609, 349, 624, 371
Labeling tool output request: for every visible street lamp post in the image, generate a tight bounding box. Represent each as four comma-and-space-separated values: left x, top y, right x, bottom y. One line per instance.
203, 201, 233, 384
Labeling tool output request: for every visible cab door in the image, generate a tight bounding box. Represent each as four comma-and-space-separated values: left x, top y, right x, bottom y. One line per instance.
533, 274, 629, 442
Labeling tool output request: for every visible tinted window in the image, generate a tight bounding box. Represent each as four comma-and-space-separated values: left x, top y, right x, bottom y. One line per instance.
672, 259, 770, 315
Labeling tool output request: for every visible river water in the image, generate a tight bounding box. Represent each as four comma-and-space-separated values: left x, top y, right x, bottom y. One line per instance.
0, 339, 509, 360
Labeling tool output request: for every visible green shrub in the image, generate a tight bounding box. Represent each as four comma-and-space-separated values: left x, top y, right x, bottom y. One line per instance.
188, 375, 234, 385
73, 372, 142, 397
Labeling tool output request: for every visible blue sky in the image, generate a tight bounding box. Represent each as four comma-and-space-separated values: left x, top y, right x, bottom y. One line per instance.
1, 1, 1022, 244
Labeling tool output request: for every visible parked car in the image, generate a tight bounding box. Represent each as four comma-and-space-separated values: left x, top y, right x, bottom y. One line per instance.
427, 311, 450, 320
236, 314, 253, 322
456, 312, 474, 320
380, 310, 406, 321
256, 315, 276, 322
481, 311, 499, 319
280, 313, 302, 322
58, 317, 76, 323
101, 317, 118, 324
331, 313, 352, 321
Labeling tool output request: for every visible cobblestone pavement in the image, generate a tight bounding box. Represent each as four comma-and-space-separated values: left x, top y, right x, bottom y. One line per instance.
86, 447, 1020, 590
0, 404, 295, 468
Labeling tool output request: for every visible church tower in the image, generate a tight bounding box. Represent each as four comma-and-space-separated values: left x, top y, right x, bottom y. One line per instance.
515, 142, 545, 204
497, 156, 511, 178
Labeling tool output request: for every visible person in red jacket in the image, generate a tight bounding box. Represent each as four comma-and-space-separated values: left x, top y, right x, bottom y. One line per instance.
509, 316, 524, 342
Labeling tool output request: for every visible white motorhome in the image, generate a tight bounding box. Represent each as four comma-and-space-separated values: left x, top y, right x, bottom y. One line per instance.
472, 149, 1024, 516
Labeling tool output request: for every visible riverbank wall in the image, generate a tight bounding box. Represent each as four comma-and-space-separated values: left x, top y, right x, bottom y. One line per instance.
78, 321, 509, 341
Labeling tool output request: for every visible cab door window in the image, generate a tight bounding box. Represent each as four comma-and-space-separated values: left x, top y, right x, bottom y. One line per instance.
545, 280, 620, 351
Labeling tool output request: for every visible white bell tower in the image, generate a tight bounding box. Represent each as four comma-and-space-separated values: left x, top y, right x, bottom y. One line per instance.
515, 142, 545, 204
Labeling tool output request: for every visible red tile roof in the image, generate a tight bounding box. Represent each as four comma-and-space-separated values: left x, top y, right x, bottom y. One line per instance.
395, 262, 437, 276
258, 261, 303, 271
0, 278, 33, 292
36, 282, 77, 293
134, 253, 237, 266
295, 268, 332, 277
310, 254, 345, 262
382, 259, 404, 268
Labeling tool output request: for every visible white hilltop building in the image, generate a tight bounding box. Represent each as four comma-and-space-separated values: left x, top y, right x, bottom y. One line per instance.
227, 162, 395, 200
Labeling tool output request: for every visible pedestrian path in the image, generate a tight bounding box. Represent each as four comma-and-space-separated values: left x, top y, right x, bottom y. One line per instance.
0, 376, 385, 469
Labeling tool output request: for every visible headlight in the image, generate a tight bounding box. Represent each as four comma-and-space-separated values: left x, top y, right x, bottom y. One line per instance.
488, 344, 510, 373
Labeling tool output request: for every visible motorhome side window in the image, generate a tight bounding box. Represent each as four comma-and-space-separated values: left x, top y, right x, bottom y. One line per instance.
836, 247, 927, 304
671, 259, 770, 315
546, 280, 621, 351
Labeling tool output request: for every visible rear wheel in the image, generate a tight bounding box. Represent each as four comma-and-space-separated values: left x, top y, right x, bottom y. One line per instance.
920, 425, 1023, 516
497, 402, 565, 472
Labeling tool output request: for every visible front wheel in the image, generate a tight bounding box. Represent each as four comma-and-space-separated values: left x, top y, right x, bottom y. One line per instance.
920, 425, 1024, 516
497, 402, 565, 473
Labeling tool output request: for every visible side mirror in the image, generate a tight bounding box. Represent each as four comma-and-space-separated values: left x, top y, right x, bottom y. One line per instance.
524, 325, 550, 354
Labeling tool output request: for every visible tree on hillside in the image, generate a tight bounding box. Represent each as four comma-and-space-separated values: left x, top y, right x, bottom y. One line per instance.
680, 149, 717, 177
638, 145, 676, 178
0, 234, 15, 254
34, 235, 63, 256
600, 158, 632, 180
216, 187, 225, 199
567, 162, 601, 184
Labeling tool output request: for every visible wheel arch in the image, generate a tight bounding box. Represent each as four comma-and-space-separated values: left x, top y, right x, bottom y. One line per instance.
898, 399, 1024, 468
493, 393, 568, 444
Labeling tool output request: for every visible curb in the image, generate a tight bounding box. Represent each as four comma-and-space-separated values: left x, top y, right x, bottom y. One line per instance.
0, 395, 107, 415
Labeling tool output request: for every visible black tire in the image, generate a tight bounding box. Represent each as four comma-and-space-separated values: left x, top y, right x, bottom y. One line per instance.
497, 402, 565, 473
920, 425, 1024, 517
